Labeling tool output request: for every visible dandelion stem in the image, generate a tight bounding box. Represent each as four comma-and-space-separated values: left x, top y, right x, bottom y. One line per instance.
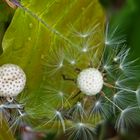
116, 87, 136, 93
104, 82, 114, 88
104, 82, 136, 93
101, 91, 123, 112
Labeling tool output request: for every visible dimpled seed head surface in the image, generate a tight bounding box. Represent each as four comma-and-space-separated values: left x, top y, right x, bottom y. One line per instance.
0, 64, 26, 97
77, 68, 103, 95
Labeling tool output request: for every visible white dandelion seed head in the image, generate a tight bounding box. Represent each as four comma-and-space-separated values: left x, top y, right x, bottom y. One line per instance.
0, 64, 26, 97
77, 68, 104, 96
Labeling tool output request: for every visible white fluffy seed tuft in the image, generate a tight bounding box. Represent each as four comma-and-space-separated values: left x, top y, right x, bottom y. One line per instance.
77, 68, 103, 95
0, 64, 26, 97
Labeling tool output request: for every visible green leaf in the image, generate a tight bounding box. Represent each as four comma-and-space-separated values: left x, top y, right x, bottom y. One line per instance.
0, 0, 14, 54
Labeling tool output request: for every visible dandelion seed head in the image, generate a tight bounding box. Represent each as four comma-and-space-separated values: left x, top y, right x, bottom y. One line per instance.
0, 64, 26, 97
77, 68, 103, 95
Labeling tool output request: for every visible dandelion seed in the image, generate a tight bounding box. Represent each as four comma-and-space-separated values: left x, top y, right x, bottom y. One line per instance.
113, 91, 136, 110
113, 57, 118, 62
90, 98, 111, 119
95, 101, 100, 107
43, 110, 66, 132
105, 41, 110, 46
58, 91, 64, 97
103, 65, 110, 70
82, 47, 88, 53
77, 102, 82, 107
43, 48, 65, 75
69, 60, 75, 65
68, 102, 86, 120
77, 122, 84, 127
9, 110, 27, 133
119, 64, 123, 70
113, 94, 117, 99
115, 76, 135, 89
115, 107, 140, 132
67, 122, 96, 140
105, 23, 126, 46
69, 22, 100, 38
58, 61, 63, 68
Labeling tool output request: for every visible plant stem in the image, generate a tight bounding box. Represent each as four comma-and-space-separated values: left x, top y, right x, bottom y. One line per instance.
101, 91, 123, 112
